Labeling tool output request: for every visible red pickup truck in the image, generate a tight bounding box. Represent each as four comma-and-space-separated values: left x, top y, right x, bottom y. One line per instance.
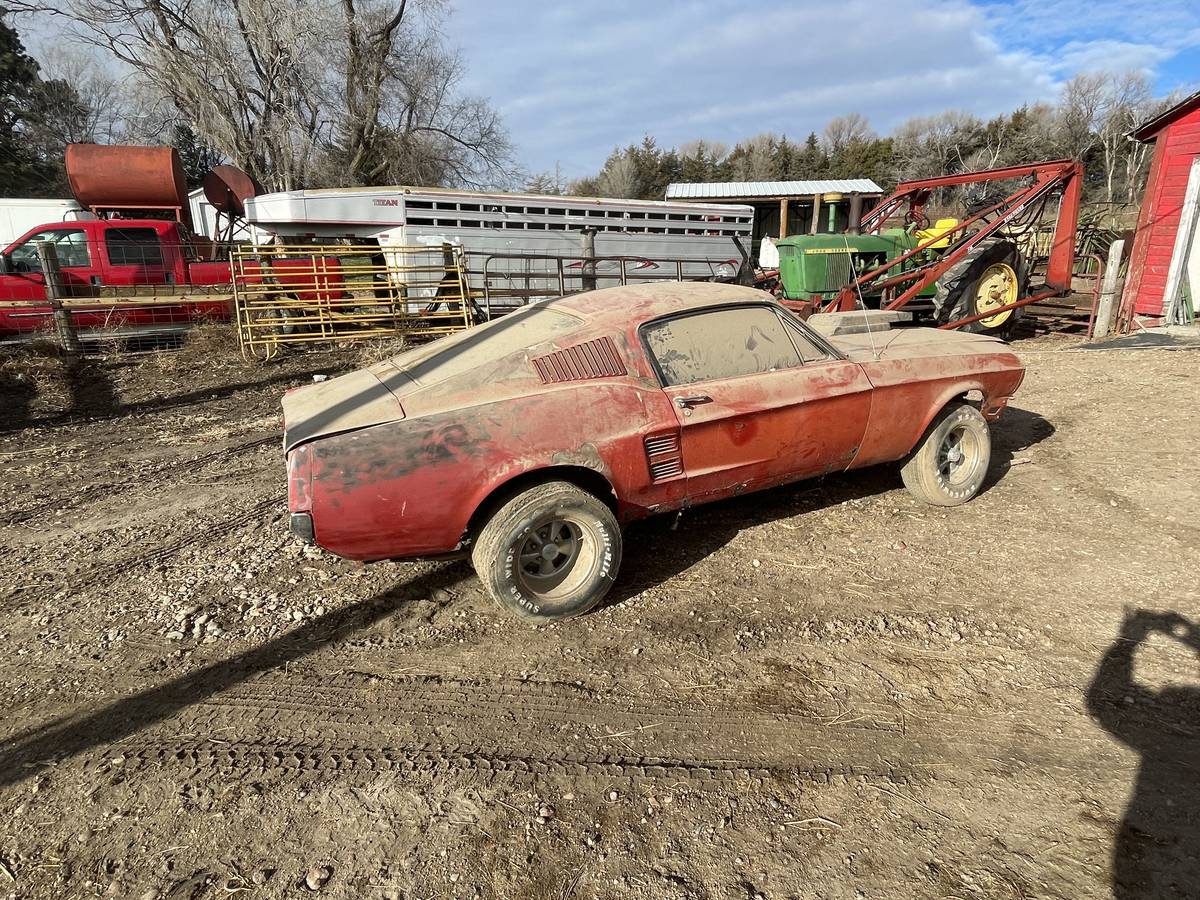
0, 219, 235, 336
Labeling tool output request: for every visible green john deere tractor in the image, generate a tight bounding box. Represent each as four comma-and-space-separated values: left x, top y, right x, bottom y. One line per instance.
774, 219, 1027, 336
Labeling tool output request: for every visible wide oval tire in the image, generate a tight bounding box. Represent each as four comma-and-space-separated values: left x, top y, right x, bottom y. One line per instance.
471, 481, 621, 622
901, 403, 991, 506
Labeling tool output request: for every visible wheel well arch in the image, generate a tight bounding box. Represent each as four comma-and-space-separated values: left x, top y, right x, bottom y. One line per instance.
908, 384, 988, 454
462, 465, 619, 545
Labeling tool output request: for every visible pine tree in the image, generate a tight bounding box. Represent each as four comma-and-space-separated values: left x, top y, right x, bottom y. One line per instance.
173, 124, 224, 188
0, 11, 53, 196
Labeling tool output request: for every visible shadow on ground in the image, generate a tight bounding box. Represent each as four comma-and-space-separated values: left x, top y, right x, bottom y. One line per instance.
0, 563, 470, 788
0, 354, 119, 433
1087, 609, 1200, 899
609, 403, 1056, 607
981, 404, 1056, 493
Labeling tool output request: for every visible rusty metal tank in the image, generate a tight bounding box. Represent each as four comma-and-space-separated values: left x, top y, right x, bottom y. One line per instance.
202, 165, 263, 218
64, 144, 192, 229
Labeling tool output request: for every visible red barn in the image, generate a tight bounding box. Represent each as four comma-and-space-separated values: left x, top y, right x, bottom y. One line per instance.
1121, 91, 1200, 324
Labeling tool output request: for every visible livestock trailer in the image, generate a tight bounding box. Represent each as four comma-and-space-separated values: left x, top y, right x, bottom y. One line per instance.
243, 186, 755, 303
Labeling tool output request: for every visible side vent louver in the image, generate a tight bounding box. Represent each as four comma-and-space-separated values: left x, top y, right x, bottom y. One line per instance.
532, 336, 625, 384
644, 433, 683, 481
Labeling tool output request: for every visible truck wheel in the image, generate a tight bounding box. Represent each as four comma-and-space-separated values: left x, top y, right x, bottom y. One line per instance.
934, 240, 1026, 337
901, 403, 991, 506
471, 481, 621, 622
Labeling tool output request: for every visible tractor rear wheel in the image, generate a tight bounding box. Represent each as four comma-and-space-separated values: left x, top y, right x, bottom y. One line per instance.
934, 240, 1026, 337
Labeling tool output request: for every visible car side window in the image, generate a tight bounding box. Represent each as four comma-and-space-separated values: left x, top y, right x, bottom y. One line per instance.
8, 228, 92, 271
782, 316, 834, 363
644, 306, 803, 387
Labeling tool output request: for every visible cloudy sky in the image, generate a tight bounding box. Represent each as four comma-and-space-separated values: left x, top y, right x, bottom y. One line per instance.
447, 0, 1200, 179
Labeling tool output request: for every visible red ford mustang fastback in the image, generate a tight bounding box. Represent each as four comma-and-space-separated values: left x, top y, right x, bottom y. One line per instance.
283, 283, 1024, 621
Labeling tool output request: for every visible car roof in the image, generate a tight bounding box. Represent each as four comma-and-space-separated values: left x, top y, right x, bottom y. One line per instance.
545, 282, 774, 330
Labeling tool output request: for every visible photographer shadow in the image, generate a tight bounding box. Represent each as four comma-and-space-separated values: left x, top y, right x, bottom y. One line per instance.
1086, 610, 1200, 899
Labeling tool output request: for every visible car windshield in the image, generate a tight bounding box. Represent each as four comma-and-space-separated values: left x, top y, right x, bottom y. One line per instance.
384, 303, 584, 385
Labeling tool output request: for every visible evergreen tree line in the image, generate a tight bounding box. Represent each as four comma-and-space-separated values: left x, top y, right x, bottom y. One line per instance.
535, 74, 1178, 207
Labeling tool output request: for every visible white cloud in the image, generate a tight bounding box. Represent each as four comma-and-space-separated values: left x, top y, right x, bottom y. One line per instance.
451, 0, 1097, 176
450, 0, 1200, 178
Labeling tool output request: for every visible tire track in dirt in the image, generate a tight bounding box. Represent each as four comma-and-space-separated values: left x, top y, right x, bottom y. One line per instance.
71, 495, 284, 586
103, 671, 925, 789
1, 433, 279, 526
110, 741, 920, 791
1, 495, 284, 607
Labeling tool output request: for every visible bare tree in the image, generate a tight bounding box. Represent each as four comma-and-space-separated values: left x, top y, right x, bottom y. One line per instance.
525, 162, 566, 195
822, 113, 874, 152
594, 152, 638, 199
677, 138, 728, 163
12, 0, 512, 191
1095, 71, 1152, 205
30, 45, 127, 144
891, 111, 983, 181
728, 132, 778, 181
1059, 73, 1107, 162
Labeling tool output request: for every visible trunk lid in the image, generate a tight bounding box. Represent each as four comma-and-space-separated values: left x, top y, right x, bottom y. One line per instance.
282, 367, 410, 453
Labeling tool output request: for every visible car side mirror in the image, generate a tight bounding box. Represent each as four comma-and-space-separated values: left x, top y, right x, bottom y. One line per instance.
0, 254, 9, 275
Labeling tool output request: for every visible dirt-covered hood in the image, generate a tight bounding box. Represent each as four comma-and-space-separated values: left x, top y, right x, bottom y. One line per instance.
830, 327, 1011, 362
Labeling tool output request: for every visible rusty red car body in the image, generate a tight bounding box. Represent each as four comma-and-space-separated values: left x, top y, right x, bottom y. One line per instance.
282, 282, 1024, 617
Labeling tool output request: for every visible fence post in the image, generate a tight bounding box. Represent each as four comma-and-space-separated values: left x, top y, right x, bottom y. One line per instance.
37, 240, 81, 355
1092, 238, 1125, 340
580, 226, 597, 292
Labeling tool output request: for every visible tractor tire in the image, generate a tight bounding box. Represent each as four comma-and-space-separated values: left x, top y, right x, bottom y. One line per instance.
934, 240, 1027, 337
471, 481, 621, 623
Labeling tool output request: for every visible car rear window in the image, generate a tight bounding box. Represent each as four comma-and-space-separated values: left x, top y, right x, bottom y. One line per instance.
105, 227, 165, 267
387, 304, 584, 385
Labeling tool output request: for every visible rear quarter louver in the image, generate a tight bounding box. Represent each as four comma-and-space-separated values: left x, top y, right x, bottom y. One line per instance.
644, 432, 683, 481
532, 336, 625, 384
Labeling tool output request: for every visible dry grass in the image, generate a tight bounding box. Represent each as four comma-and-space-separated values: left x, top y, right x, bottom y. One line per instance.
153, 322, 244, 374
0, 343, 75, 422
351, 334, 410, 367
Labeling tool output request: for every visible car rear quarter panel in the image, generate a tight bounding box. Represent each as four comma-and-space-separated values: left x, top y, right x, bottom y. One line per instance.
303, 380, 679, 561
851, 349, 1024, 468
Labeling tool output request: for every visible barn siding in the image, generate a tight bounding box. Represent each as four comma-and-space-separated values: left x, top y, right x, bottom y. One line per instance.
1129, 104, 1200, 315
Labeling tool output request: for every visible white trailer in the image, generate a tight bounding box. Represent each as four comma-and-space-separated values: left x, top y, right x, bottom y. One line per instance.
0, 198, 93, 248
243, 186, 754, 304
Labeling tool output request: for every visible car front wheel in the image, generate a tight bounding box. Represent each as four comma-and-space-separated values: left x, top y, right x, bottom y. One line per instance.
900, 402, 991, 506
471, 481, 622, 622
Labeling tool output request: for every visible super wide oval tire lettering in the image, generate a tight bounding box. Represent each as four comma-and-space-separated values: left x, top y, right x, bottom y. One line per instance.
472, 483, 622, 622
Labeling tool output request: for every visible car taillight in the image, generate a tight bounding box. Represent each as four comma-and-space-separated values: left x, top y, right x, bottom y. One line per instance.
287, 444, 313, 512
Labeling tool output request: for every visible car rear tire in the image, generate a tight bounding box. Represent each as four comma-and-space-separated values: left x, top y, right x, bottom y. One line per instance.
471, 481, 621, 622
901, 402, 991, 506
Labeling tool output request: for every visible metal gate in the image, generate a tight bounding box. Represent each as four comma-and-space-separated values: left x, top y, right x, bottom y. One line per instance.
232, 243, 473, 360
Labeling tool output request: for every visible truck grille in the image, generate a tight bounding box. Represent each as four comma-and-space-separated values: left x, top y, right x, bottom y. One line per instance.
820, 251, 853, 292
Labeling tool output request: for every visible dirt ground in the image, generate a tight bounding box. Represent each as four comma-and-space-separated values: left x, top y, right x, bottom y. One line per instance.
0, 327, 1197, 900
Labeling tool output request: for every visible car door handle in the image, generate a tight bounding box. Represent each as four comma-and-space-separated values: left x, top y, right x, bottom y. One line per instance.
674, 394, 712, 409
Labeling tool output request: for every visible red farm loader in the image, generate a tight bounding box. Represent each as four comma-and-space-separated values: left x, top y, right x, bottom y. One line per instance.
773, 160, 1084, 337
